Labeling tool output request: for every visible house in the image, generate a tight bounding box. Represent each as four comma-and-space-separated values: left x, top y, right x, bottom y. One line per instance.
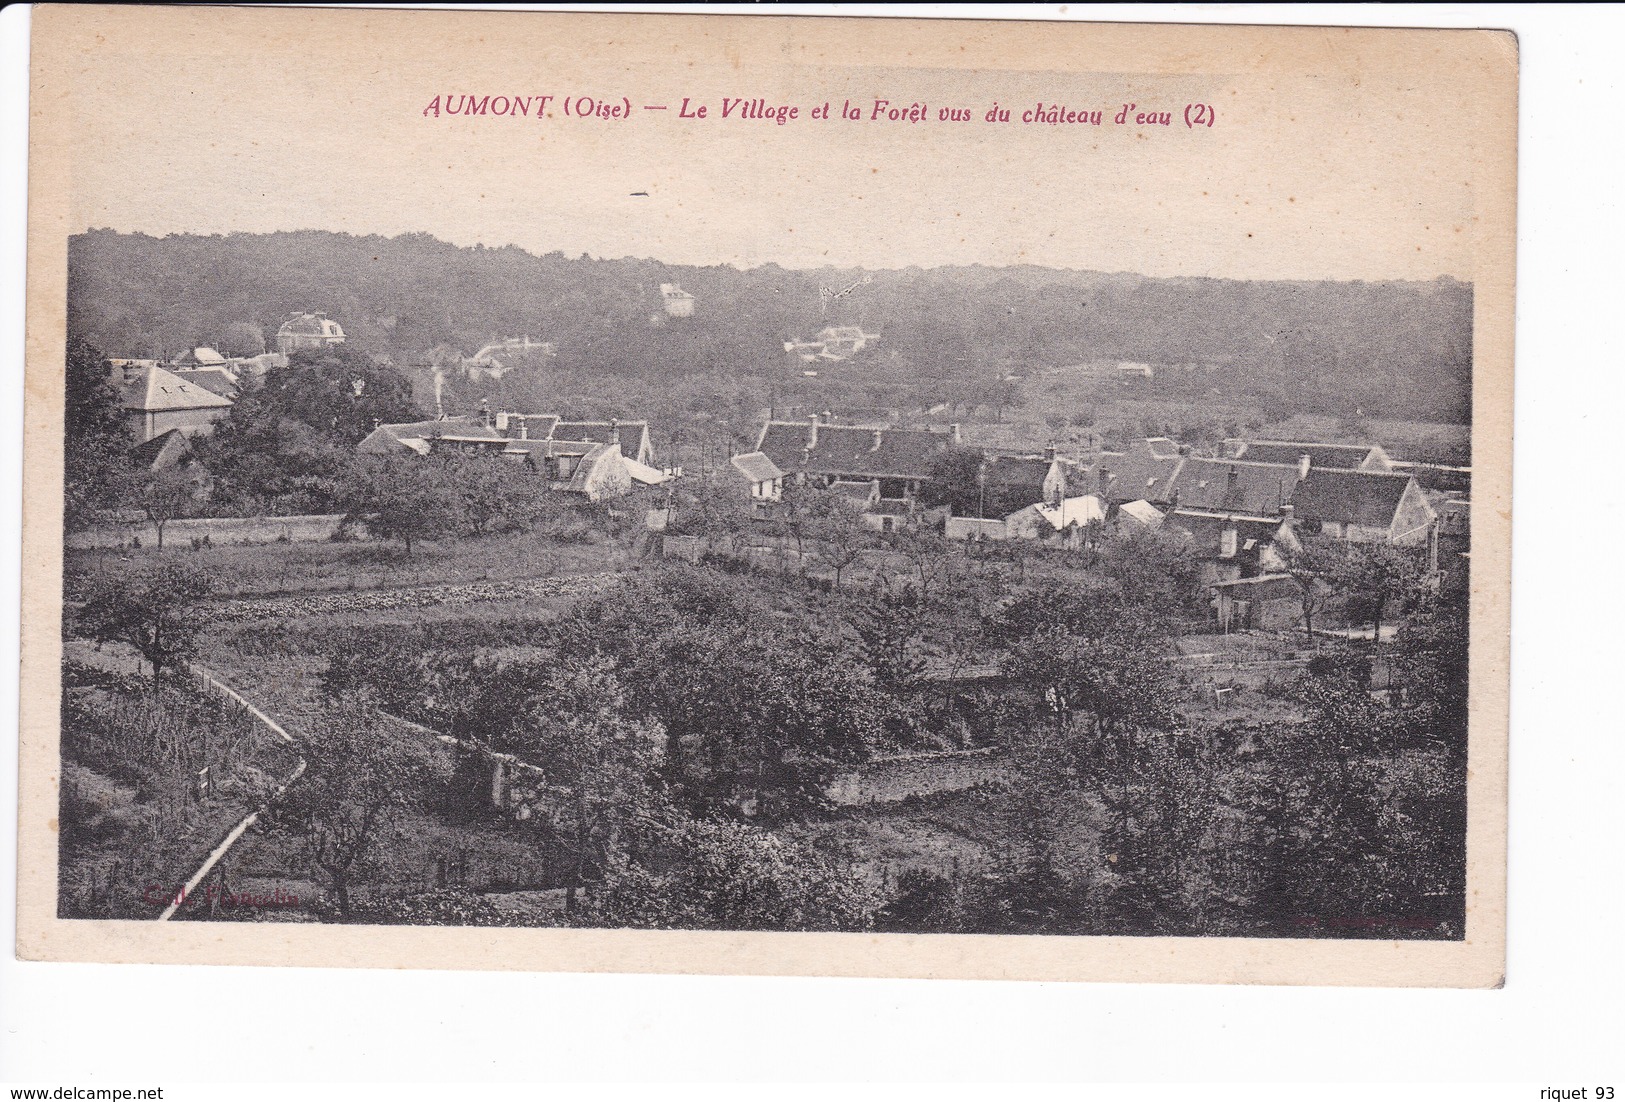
1117, 361, 1154, 381
1004, 494, 1106, 548
1290, 467, 1436, 546
170, 346, 229, 369
1163, 508, 1302, 585
118, 363, 234, 443
1210, 574, 1304, 633
660, 283, 695, 318
508, 440, 633, 501
730, 451, 785, 503
755, 416, 962, 505
1236, 440, 1394, 472
276, 312, 346, 355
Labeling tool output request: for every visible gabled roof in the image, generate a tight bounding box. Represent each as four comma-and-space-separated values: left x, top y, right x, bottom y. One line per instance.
1143, 436, 1181, 458
278, 312, 344, 338
1166, 457, 1301, 516
552, 420, 650, 452
120, 364, 234, 413
1291, 468, 1421, 530
730, 451, 784, 483
1239, 441, 1387, 470
1026, 495, 1105, 531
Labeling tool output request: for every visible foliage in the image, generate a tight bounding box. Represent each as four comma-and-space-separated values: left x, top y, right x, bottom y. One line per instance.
64, 336, 135, 528
69, 229, 1474, 427
341, 454, 462, 554
265, 697, 452, 920
74, 562, 218, 682
585, 818, 880, 932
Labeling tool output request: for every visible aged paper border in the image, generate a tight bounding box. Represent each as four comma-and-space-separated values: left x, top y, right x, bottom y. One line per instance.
15, 5, 1515, 987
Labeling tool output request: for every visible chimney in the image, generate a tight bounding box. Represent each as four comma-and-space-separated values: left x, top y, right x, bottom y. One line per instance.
1228, 465, 1240, 489
1044, 441, 1057, 463
518, 417, 529, 441
1279, 502, 1295, 521
479, 398, 492, 428
949, 422, 962, 444
609, 417, 621, 447
806, 414, 820, 449
1298, 453, 1312, 479
871, 429, 884, 452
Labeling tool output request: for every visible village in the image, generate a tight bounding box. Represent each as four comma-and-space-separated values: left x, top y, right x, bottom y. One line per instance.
59, 288, 1473, 940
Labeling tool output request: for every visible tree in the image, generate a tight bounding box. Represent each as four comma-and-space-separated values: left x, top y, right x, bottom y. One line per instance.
266, 698, 451, 920
139, 462, 207, 549
64, 337, 135, 529
1285, 539, 1346, 643
75, 562, 217, 683
1336, 542, 1427, 642
507, 658, 668, 912
443, 452, 553, 535
801, 488, 872, 590
922, 445, 985, 514
342, 454, 461, 554
258, 343, 419, 446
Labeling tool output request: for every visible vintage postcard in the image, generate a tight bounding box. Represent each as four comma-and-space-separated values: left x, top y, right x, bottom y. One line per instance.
17, 5, 1514, 986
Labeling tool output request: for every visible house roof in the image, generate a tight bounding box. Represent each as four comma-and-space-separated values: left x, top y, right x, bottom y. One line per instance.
1095, 450, 1184, 504
625, 456, 669, 485
497, 413, 560, 439
1029, 495, 1105, 531
552, 420, 649, 451
1291, 468, 1421, 530
356, 417, 496, 454
563, 443, 621, 494
129, 428, 192, 471
1239, 441, 1383, 469
730, 451, 784, 483
1167, 457, 1301, 516
756, 420, 957, 480
1117, 500, 1164, 527
120, 364, 234, 414
171, 367, 239, 399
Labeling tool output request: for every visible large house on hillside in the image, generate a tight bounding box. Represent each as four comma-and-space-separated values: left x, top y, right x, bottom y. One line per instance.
276, 312, 346, 355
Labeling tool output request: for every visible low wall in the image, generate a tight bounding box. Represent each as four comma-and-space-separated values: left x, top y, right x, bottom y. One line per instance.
826, 747, 1006, 806
68, 514, 355, 550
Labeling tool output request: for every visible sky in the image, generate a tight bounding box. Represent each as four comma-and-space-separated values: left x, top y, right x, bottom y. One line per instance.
46, 6, 1510, 281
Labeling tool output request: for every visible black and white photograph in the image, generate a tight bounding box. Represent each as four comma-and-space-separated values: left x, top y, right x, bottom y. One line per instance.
17, 4, 1513, 990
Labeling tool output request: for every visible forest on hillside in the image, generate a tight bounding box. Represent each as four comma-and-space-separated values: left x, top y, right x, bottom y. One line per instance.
67, 229, 1474, 425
